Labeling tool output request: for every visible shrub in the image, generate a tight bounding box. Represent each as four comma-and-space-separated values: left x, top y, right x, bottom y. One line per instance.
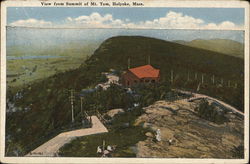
195, 99, 229, 124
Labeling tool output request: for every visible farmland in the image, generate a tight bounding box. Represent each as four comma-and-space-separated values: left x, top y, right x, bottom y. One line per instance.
7, 55, 88, 88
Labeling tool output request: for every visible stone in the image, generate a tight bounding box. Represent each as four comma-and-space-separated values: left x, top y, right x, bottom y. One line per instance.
106, 108, 124, 118
145, 132, 154, 137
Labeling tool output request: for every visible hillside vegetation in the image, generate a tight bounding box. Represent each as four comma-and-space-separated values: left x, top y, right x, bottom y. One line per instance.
6, 36, 244, 156
174, 39, 244, 58
90, 36, 243, 80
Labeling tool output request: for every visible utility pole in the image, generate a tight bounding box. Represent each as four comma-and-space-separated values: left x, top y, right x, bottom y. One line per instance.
148, 55, 150, 65
170, 70, 174, 83
80, 97, 84, 117
221, 78, 224, 85
187, 71, 190, 81
201, 74, 204, 84
235, 83, 238, 88
197, 83, 201, 92
69, 89, 75, 123
128, 58, 131, 69
212, 75, 215, 84
103, 140, 105, 151
195, 72, 197, 80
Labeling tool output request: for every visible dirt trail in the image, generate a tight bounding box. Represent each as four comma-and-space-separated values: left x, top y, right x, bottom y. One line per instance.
25, 116, 108, 157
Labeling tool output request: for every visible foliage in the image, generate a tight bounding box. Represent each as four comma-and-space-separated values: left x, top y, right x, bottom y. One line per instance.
195, 99, 229, 124
231, 144, 244, 159
59, 107, 148, 157
175, 39, 244, 58
133, 82, 171, 107
81, 84, 134, 113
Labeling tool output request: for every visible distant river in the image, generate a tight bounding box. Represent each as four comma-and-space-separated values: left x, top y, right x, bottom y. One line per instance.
7, 55, 64, 60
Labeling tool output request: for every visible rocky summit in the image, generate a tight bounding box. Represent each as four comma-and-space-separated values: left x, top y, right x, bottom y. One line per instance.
134, 99, 243, 158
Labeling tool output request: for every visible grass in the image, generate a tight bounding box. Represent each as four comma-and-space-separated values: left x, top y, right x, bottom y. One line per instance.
7, 56, 87, 88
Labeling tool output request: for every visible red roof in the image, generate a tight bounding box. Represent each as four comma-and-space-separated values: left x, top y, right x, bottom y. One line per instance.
129, 65, 160, 79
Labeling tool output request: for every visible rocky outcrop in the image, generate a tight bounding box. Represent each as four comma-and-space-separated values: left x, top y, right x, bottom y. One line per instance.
135, 100, 244, 158
106, 108, 125, 118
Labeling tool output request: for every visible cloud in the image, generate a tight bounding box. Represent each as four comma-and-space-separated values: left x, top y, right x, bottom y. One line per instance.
126, 11, 242, 30
9, 11, 243, 30
64, 12, 125, 28
9, 18, 52, 27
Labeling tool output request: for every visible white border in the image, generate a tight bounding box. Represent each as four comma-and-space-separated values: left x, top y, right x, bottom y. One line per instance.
0, 0, 249, 163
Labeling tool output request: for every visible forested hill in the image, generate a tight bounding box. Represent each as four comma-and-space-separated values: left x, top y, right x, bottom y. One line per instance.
88, 36, 243, 81
174, 39, 244, 58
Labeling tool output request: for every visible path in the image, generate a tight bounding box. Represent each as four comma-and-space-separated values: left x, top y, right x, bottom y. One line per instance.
25, 116, 108, 157
174, 89, 244, 117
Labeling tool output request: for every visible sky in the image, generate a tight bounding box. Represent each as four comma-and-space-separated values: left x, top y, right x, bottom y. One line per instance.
7, 7, 245, 30
6, 7, 245, 52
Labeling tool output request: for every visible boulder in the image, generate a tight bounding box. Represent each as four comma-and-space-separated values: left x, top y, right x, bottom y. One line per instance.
145, 132, 154, 137
106, 108, 125, 118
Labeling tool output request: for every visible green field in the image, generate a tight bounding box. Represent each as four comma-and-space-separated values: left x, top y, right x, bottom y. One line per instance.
7, 56, 87, 88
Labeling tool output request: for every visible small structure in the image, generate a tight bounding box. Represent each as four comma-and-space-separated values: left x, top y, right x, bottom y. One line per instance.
121, 65, 160, 87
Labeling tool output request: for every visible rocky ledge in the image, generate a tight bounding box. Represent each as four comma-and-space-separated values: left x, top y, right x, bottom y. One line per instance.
134, 99, 244, 158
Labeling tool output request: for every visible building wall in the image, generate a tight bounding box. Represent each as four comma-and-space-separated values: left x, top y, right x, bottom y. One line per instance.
121, 71, 160, 87
121, 71, 140, 87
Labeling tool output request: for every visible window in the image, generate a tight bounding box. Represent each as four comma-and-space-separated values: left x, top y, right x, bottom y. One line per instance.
151, 80, 155, 83
140, 79, 143, 83
134, 80, 137, 83
145, 79, 149, 83
127, 81, 130, 86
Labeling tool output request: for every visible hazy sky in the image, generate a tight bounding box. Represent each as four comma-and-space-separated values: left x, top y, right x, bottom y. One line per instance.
6, 7, 245, 52
7, 7, 244, 30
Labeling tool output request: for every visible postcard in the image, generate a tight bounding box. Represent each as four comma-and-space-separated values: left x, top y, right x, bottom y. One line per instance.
0, 0, 249, 163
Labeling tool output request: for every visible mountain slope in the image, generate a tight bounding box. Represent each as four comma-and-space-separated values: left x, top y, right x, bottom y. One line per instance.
89, 36, 243, 80
174, 39, 244, 58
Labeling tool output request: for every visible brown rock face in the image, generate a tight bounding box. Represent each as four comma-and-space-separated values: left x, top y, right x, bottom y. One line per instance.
135, 100, 244, 158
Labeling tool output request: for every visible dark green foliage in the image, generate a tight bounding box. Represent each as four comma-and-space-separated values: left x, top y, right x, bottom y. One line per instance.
178, 78, 244, 112
91, 36, 244, 111
59, 107, 148, 157
6, 66, 105, 155
231, 144, 244, 158
92, 36, 243, 80
82, 84, 134, 113
96, 74, 108, 83
133, 82, 171, 107
195, 99, 229, 124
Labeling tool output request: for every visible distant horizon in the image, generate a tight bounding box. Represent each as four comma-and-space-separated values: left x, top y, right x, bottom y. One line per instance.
7, 28, 244, 55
